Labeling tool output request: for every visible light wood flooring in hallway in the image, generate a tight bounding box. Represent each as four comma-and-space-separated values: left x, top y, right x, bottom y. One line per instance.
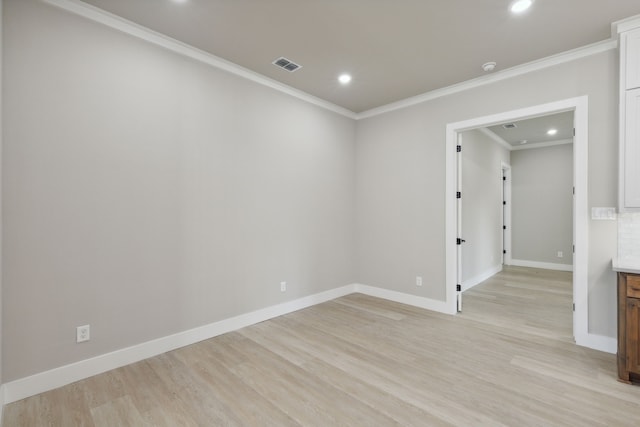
4, 266, 640, 426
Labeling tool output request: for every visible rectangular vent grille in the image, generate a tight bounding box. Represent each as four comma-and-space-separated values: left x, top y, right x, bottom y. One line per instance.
273, 57, 302, 72
502, 123, 517, 129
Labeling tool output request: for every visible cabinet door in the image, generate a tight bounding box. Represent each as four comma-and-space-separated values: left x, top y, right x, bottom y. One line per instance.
627, 298, 640, 375
623, 88, 640, 208
626, 29, 640, 90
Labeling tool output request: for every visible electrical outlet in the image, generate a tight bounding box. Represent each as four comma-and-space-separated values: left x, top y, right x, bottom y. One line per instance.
416, 276, 423, 287
557, 251, 563, 258
76, 325, 90, 343
280, 281, 286, 292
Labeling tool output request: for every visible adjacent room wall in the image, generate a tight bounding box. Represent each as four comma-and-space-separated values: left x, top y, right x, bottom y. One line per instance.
2, 0, 356, 381
460, 129, 510, 288
511, 144, 574, 268
0, 0, 3, 393
356, 50, 618, 337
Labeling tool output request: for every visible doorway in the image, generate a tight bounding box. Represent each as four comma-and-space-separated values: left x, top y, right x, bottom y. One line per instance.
445, 97, 589, 346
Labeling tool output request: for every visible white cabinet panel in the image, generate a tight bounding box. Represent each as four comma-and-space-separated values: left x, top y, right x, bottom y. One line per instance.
624, 88, 640, 208
626, 29, 640, 90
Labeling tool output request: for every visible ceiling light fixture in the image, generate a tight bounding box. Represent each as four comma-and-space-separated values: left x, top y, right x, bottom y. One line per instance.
547, 128, 558, 136
520, 140, 528, 145
338, 74, 352, 85
482, 62, 497, 72
510, 0, 533, 13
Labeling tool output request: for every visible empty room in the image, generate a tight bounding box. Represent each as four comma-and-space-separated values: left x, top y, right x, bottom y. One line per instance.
3, 0, 640, 425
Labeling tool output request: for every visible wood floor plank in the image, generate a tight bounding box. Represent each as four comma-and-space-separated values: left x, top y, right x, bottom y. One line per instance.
4, 266, 640, 426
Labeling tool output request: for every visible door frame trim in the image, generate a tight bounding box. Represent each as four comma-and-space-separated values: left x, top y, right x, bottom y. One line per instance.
445, 96, 588, 347
501, 162, 512, 266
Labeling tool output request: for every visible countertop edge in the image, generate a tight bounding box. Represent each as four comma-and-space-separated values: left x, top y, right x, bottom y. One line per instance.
612, 258, 640, 274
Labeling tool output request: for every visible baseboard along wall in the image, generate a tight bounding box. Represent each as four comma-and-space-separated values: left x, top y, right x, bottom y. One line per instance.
1, 279, 614, 405
461, 265, 503, 291
509, 259, 573, 272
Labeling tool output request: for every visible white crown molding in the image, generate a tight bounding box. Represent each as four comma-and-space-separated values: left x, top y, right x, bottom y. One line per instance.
43, 0, 620, 123
478, 128, 512, 151
613, 14, 640, 35
478, 128, 572, 152
511, 138, 574, 151
41, 0, 358, 120
356, 39, 617, 120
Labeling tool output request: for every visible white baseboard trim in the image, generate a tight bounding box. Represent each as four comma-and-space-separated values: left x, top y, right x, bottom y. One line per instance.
462, 265, 503, 291
1, 280, 613, 404
576, 332, 617, 354
3, 285, 356, 404
509, 259, 573, 272
355, 284, 455, 315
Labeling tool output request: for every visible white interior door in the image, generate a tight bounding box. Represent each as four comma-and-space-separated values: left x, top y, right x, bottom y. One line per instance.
456, 133, 463, 312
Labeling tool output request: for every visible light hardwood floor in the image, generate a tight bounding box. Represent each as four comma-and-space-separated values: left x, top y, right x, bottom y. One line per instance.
4, 266, 640, 426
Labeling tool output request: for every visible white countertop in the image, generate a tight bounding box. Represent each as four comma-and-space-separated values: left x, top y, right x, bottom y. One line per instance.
612, 258, 640, 274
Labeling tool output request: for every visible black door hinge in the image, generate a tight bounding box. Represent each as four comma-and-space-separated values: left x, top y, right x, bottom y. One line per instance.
456, 284, 462, 292
457, 145, 462, 152
503, 225, 507, 230
503, 250, 507, 254
503, 201, 506, 205
457, 238, 466, 245
456, 192, 461, 199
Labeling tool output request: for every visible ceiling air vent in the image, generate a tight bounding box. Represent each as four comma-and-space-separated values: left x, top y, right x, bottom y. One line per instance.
273, 57, 302, 72
502, 123, 517, 129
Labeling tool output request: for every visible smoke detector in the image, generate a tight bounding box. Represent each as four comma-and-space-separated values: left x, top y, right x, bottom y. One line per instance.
482, 62, 497, 72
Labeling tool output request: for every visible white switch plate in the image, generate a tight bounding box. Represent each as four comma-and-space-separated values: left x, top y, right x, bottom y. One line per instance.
591, 207, 617, 220
280, 281, 286, 292
416, 276, 423, 287
557, 251, 563, 258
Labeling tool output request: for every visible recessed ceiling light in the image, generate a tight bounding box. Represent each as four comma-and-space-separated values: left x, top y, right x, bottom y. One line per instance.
520, 140, 528, 145
338, 74, 352, 85
510, 0, 533, 13
547, 128, 558, 136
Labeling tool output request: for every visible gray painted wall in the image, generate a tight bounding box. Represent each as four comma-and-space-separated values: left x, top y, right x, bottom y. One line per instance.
356, 51, 618, 337
0, 0, 623, 384
2, 0, 356, 381
461, 129, 510, 284
0, 0, 3, 387
511, 144, 574, 266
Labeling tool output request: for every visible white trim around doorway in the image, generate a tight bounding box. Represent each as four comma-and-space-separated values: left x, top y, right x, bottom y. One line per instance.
445, 96, 601, 352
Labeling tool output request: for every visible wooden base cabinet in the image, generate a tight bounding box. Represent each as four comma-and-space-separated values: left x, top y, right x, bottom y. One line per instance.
617, 272, 640, 383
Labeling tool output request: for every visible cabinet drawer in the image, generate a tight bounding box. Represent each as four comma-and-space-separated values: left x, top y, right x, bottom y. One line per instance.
627, 275, 640, 298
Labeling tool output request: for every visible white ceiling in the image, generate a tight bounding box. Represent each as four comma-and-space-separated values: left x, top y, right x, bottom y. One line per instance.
78, 0, 640, 113
487, 111, 574, 148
